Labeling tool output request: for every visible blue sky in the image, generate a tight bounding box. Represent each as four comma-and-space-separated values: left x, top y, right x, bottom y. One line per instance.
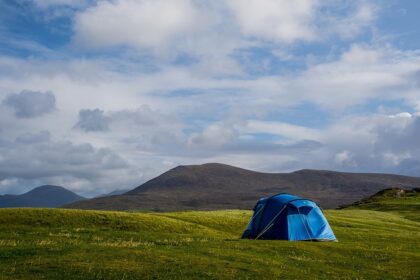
0, 0, 420, 196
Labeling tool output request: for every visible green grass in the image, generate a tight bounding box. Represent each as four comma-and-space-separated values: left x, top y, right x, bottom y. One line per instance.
0, 194, 419, 279
345, 188, 420, 222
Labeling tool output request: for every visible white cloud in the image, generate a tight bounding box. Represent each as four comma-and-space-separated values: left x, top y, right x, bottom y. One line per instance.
74, 0, 201, 49
244, 120, 321, 142
389, 112, 412, 119
1, 0, 420, 195
0, 131, 142, 196
71, 0, 377, 56
188, 123, 237, 147
325, 1, 376, 39
285, 45, 420, 110
334, 150, 357, 167
227, 0, 317, 42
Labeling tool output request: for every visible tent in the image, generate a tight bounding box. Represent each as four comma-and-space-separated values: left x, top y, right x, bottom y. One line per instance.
242, 193, 337, 241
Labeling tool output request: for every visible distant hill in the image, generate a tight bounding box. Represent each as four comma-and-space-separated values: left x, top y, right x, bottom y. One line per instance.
64, 163, 420, 211
0, 185, 85, 208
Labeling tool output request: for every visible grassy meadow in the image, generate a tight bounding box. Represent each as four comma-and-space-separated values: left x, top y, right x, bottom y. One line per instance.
0, 192, 419, 279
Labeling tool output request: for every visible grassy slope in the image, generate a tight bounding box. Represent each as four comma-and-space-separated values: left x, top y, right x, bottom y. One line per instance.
0, 196, 419, 279
344, 188, 420, 222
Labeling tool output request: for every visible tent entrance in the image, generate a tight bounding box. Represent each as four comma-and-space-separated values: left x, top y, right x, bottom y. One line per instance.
287, 207, 314, 241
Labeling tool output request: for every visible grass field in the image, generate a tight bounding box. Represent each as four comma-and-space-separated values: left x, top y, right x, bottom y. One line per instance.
0, 192, 419, 279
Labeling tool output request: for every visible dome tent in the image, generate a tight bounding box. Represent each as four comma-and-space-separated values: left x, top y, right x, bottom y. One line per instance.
242, 193, 337, 241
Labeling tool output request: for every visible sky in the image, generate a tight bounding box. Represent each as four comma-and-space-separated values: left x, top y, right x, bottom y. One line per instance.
0, 0, 420, 196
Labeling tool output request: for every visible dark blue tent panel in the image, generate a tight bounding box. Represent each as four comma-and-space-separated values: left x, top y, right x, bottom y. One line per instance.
242, 193, 336, 241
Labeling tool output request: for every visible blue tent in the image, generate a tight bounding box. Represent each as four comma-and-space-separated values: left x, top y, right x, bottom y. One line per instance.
242, 194, 337, 241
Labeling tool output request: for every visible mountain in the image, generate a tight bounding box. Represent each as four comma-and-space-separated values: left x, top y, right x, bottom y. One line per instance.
0, 185, 85, 208
64, 163, 420, 211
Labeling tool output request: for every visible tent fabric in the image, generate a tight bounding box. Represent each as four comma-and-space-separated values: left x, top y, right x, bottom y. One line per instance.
242, 193, 337, 241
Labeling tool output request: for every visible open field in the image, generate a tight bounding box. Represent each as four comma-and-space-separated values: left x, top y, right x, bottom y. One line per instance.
0, 193, 419, 279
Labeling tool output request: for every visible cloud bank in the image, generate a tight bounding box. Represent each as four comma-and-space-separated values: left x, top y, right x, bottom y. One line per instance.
0, 0, 419, 196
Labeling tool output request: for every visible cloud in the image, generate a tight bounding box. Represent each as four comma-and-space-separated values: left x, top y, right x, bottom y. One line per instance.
72, 106, 186, 161
219, 139, 324, 156
311, 113, 420, 174
188, 123, 237, 147
74, 0, 201, 49
2, 90, 56, 118
75, 108, 110, 132
1, 0, 420, 196
227, 0, 317, 42
373, 114, 420, 155
33, 0, 91, 8
110, 105, 171, 127
75, 105, 181, 133
72, 0, 376, 56
334, 150, 357, 168
0, 131, 141, 196
283, 45, 420, 110
0, 45, 419, 177
331, 2, 376, 39
184, 112, 420, 175
244, 120, 321, 141
395, 158, 420, 177
15, 130, 51, 144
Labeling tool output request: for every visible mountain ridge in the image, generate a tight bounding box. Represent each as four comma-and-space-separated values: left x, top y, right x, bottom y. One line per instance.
65, 163, 420, 211
0, 185, 85, 208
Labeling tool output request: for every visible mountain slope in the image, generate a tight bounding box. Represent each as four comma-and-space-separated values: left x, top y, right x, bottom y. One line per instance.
0, 185, 85, 208
65, 163, 420, 211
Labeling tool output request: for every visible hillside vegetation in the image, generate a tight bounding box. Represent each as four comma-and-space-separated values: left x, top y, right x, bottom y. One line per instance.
344, 187, 420, 222
0, 193, 419, 279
